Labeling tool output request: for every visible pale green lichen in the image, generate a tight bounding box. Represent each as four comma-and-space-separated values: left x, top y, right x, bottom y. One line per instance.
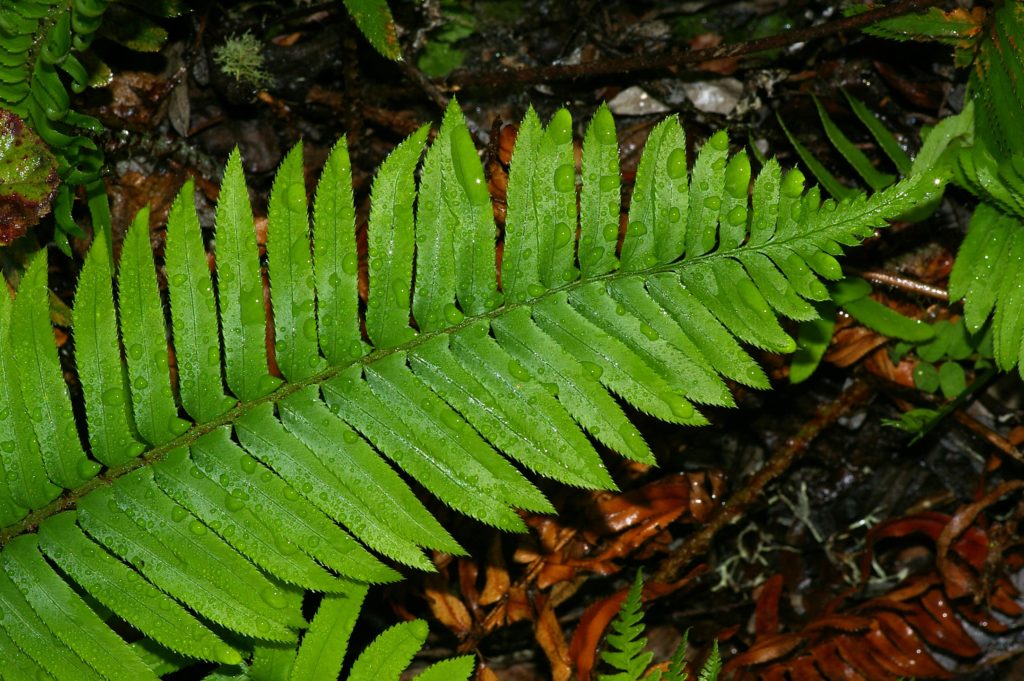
212, 31, 271, 89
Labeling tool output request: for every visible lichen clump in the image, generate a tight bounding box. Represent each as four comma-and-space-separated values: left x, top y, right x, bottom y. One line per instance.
212, 31, 271, 88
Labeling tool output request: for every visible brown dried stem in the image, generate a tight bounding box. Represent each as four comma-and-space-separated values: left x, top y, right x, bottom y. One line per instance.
654, 378, 876, 583
441, 0, 942, 91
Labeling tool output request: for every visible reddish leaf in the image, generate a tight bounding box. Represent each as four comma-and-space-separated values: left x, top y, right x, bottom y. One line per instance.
0, 109, 59, 244
754, 574, 784, 637
534, 593, 572, 681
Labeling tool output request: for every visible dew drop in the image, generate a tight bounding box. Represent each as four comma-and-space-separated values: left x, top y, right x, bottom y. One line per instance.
603, 223, 620, 242
725, 154, 751, 197
590, 106, 616, 143
188, 520, 206, 535
617, 423, 646, 450
668, 393, 694, 418
170, 273, 187, 287
599, 174, 619, 191
527, 283, 546, 298
554, 222, 572, 247
302, 317, 318, 341
548, 109, 573, 144
225, 492, 245, 513
668, 207, 681, 223
709, 130, 729, 151
128, 344, 144, 360
261, 587, 288, 609
580, 361, 603, 380
615, 303, 627, 316
628, 221, 647, 236
77, 459, 101, 479
443, 303, 464, 325
341, 252, 358, 275
781, 169, 804, 198
342, 430, 359, 444
451, 125, 490, 206
289, 239, 310, 263
728, 206, 747, 226
508, 360, 531, 381
704, 196, 721, 211
639, 323, 659, 341
239, 454, 258, 474
485, 292, 503, 310
553, 164, 575, 193
666, 148, 687, 179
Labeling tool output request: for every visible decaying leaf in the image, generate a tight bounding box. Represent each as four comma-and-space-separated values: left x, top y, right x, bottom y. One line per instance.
0, 109, 59, 244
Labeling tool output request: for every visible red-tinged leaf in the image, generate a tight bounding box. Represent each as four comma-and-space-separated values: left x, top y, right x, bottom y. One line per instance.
991, 579, 1023, 616
784, 655, 826, 680
761, 665, 790, 681
876, 575, 941, 603
457, 558, 481, 617
534, 594, 572, 681
865, 621, 951, 678
956, 599, 1011, 634
476, 665, 501, 681
917, 589, 983, 657
723, 633, 802, 669
938, 481, 1024, 572
505, 585, 531, 623
834, 632, 903, 679
538, 562, 578, 589
0, 109, 59, 244
595, 474, 693, 532
812, 642, 869, 681
569, 587, 628, 681
755, 573, 784, 637
424, 573, 474, 637
873, 610, 951, 678
801, 614, 874, 635
479, 536, 510, 606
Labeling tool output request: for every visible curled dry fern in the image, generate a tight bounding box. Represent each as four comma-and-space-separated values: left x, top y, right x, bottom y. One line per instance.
0, 100, 943, 677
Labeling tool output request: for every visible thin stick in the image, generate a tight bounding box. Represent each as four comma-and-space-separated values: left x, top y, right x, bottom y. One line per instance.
442, 0, 941, 91
654, 379, 875, 583
853, 269, 949, 301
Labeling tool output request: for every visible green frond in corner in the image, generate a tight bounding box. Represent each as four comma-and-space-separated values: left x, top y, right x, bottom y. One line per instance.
598, 572, 720, 681
0, 98, 944, 677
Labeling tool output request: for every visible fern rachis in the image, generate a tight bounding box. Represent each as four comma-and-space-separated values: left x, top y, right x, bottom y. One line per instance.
0, 99, 946, 678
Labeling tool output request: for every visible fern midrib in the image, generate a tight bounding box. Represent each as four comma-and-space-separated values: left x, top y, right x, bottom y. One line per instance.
0, 170, 929, 546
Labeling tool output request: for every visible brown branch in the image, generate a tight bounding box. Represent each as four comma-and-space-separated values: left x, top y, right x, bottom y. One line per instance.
654, 378, 875, 583
852, 269, 949, 302
441, 0, 942, 91
953, 410, 1024, 466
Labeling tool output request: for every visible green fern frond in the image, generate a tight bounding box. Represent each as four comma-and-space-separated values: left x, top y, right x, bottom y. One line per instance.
0, 99, 943, 677
598, 573, 719, 681
599, 572, 653, 680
